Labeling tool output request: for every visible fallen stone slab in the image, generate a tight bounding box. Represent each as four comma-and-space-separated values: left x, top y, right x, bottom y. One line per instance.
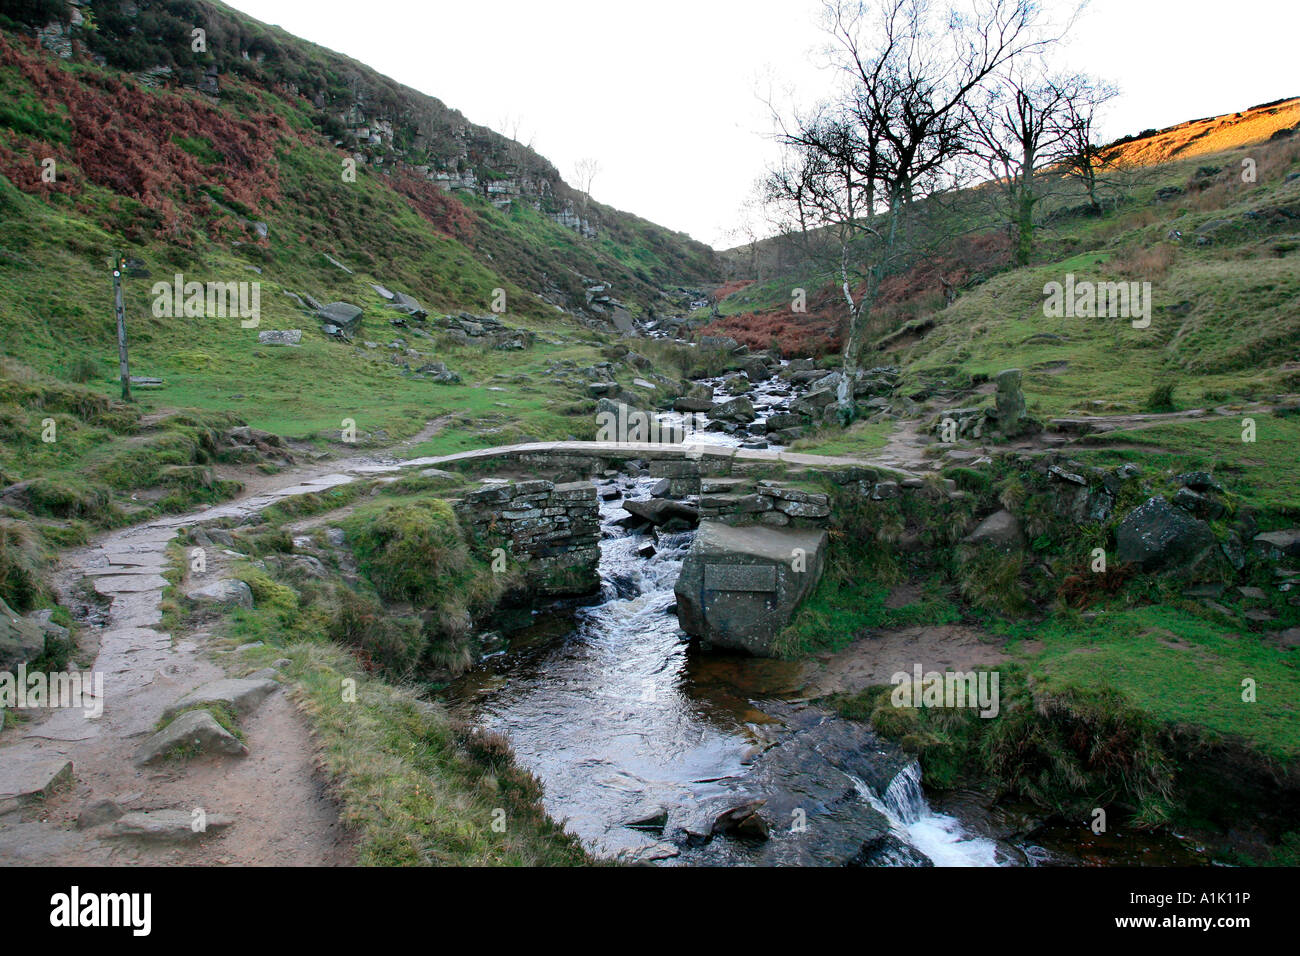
623, 497, 700, 529
257, 329, 302, 346
134, 709, 248, 765
163, 677, 279, 720
110, 809, 234, 842
0, 755, 74, 814
316, 301, 363, 334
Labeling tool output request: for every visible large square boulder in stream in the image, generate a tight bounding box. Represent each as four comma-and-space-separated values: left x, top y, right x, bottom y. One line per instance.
674, 522, 827, 656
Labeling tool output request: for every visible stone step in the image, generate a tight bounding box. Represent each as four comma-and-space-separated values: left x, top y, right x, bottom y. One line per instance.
0, 754, 74, 815
110, 809, 234, 842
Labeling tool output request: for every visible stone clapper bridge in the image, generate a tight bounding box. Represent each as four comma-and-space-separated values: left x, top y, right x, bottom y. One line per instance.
0, 437, 916, 849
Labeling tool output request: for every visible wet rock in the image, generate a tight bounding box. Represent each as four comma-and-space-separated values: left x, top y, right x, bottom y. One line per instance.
1116, 496, 1216, 574
623, 806, 670, 832
710, 396, 757, 425
740, 712, 900, 866
673, 397, 714, 413
790, 389, 836, 417
618, 842, 680, 864
134, 710, 248, 765
713, 799, 770, 839
622, 497, 699, 529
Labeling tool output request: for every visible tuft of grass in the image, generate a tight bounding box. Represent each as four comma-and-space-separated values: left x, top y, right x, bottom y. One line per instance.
1145, 381, 1177, 413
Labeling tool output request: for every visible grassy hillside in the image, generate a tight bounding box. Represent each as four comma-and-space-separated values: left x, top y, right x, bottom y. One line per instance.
0, 14, 718, 459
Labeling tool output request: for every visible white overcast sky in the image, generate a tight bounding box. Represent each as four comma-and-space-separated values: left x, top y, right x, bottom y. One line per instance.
228, 0, 1297, 247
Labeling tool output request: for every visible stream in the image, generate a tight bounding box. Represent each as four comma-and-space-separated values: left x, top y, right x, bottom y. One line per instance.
441, 364, 1209, 866
444, 474, 1012, 865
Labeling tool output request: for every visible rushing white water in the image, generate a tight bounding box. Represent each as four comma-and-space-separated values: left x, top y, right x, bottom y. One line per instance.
854, 763, 1002, 867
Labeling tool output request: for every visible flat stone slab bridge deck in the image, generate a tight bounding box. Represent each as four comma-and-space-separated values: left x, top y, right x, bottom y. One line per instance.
397, 440, 917, 477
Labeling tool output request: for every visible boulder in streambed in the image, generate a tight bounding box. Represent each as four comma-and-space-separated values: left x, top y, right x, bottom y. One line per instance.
709, 396, 757, 425
674, 522, 828, 656
622, 497, 699, 531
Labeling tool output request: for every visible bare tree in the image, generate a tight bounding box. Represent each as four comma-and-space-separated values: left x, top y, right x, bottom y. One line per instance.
1057, 77, 1119, 214
966, 68, 1080, 265
573, 157, 600, 217
766, 0, 1061, 416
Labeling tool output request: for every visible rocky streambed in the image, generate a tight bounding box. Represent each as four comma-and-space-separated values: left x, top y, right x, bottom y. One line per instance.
443, 474, 1010, 866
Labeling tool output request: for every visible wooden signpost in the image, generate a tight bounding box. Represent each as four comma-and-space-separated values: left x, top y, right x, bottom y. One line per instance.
112, 251, 132, 402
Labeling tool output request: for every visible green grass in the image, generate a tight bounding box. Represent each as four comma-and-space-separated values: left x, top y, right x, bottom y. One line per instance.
1074, 414, 1300, 516
831, 669, 1180, 826
995, 603, 1300, 760
774, 575, 961, 657
788, 419, 894, 458
196, 500, 588, 865
0, 362, 250, 526
280, 641, 588, 865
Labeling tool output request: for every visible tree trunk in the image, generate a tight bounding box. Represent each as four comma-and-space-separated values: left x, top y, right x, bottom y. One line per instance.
1015, 189, 1035, 266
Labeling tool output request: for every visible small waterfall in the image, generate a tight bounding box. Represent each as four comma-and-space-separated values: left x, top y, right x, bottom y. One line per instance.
855, 763, 1002, 867
881, 761, 927, 825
